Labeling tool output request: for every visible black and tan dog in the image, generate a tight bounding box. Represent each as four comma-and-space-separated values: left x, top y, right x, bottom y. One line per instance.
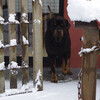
45, 15, 72, 83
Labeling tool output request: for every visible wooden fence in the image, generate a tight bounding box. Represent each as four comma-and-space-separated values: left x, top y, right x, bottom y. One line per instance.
0, 0, 43, 93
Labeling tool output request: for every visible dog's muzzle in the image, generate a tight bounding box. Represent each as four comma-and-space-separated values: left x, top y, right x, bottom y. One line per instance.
54, 29, 63, 42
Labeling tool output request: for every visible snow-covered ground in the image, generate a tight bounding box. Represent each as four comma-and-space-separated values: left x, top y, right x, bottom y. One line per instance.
0, 78, 100, 100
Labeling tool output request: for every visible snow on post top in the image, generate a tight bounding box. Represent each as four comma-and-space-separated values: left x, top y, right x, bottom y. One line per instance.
67, 0, 100, 22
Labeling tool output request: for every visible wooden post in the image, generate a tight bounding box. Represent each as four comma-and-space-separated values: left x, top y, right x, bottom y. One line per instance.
8, 0, 17, 89
0, 0, 5, 93
21, 0, 29, 85
82, 29, 99, 100
32, 0, 43, 91
75, 21, 99, 100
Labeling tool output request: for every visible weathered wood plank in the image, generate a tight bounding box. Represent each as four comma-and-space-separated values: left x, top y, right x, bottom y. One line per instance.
32, 0, 43, 91
0, 0, 5, 93
0, 71, 5, 93
21, 0, 29, 85
8, 0, 17, 89
81, 28, 99, 100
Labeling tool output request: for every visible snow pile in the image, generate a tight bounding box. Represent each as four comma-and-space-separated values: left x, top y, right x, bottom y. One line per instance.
35, 70, 42, 91
78, 46, 98, 57
10, 39, 17, 46
0, 40, 4, 48
0, 62, 5, 71
22, 61, 29, 68
8, 14, 19, 24
0, 16, 4, 24
33, 19, 41, 24
67, 0, 100, 22
22, 36, 29, 45
8, 61, 20, 69
21, 13, 29, 23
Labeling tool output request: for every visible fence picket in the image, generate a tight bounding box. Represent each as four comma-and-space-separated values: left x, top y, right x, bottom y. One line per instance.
0, 0, 5, 93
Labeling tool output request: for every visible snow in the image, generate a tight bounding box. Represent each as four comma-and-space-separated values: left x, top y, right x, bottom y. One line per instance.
21, 13, 29, 23
10, 39, 17, 46
78, 46, 98, 57
67, 0, 100, 22
33, 19, 41, 24
0, 39, 17, 48
8, 14, 19, 24
22, 61, 29, 68
35, 70, 42, 91
22, 36, 29, 45
0, 40, 4, 48
0, 16, 4, 24
39, 0, 42, 6
0, 62, 5, 71
8, 61, 20, 69
0, 80, 100, 100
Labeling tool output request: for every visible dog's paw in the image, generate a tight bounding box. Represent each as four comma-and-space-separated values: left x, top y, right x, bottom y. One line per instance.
66, 71, 73, 75
51, 79, 58, 83
51, 73, 58, 83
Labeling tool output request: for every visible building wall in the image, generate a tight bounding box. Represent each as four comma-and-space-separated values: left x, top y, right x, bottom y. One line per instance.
16, 0, 59, 13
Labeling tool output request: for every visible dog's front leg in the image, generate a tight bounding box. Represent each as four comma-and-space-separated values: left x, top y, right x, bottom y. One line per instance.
51, 60, 58, 83
62, 58, 72, 75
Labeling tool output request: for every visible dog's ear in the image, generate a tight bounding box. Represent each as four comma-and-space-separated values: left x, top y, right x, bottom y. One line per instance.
65, 19, 70, 30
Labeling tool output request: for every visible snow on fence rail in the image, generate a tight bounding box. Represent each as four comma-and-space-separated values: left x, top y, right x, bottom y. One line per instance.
0, 0, 43, 94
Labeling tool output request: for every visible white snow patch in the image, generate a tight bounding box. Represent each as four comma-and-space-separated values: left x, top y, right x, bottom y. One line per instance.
33, 19, 41, 24
35, 70, 42, 91
78, 46, 98, 57
0, 40, 4, 48
8, 14, 19, 24
10, 39, 17, 46
8, 61, 20, 69
39, 0, 42, 6
32, 0, 35, 2
0, 62, 5, 71
21, 13, 29, 23
67, 0, 100, 22
22, 61, 29, 68
0, 16, 4, 24
0, 80, 100, 100
22, 36, 29, 45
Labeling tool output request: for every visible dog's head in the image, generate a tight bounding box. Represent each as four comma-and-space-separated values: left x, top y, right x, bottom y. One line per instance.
47, 16, 70, 43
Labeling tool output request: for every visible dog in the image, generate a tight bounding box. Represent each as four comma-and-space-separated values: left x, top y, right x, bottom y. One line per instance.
45, 16, 72, 83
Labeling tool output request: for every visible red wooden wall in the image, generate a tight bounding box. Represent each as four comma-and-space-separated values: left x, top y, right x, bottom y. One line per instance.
64, 0, 83, 68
